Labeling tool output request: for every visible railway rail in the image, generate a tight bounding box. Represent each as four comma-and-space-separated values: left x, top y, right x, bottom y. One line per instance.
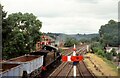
49, 45, 95, 78
62, 44, 86, 55
77, 60, 94, 78
86, 56, 105, 76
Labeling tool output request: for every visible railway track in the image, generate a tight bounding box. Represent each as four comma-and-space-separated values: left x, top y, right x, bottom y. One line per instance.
49, 45, 95, 78
62, 44, 85, 55
77, 61, 94, 78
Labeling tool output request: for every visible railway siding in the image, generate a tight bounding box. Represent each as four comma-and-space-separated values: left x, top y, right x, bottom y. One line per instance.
84, 53, 118, 76
50, 45, 95, 77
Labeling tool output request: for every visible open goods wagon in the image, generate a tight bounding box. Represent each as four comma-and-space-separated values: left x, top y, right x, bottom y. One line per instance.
0, 55, 43, 77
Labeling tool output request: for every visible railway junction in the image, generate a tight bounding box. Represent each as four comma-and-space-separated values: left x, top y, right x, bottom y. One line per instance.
43, 44, 118, 78
49, 45, 95, 78
0, 43, 118, 78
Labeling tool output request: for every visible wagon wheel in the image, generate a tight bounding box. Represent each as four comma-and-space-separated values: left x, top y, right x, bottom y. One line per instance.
22, 71, 28, 78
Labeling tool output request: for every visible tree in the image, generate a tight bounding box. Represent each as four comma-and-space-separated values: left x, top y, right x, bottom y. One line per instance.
64, 37, 78, 47
108, 20, 116, 24
99, 20, 118, 47
79, 39, 90, 43
2, 12, 42, 59
97, 49, 105, 57
91, 36, 99, 42
106, 52, 113, 60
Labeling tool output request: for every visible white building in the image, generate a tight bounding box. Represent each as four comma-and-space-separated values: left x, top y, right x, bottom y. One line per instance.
106, 47, 119, 54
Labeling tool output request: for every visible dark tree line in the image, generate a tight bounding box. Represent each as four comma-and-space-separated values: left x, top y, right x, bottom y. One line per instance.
99, 20, 119, 47
64, 37, 78, 47
2, 6, 42, 59
90, 20, 120, 62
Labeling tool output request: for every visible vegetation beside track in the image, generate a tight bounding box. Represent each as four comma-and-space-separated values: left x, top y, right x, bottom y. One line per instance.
85, 53, 118, 76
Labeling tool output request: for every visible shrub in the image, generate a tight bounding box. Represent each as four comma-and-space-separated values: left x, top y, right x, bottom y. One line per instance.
97, 49, 105, 57
105, 52, 113, 60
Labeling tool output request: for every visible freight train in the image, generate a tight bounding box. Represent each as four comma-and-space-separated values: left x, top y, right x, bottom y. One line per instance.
0, 44, 62, 78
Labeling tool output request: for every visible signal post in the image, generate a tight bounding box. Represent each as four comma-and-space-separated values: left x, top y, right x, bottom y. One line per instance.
62, 44, 83, 78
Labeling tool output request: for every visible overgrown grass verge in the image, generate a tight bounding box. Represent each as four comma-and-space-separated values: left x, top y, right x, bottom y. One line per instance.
95, 54, 118, 72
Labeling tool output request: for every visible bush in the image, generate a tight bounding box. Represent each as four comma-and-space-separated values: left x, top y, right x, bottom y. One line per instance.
92, 47, 99, 53
105, 52, 113, 60
90, 42, 103, 49
96, 49, 105, 57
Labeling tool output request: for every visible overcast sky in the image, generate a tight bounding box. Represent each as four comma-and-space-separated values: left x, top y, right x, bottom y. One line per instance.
1, 0, 119, 34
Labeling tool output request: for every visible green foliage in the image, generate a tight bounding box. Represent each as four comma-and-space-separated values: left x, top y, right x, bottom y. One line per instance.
79, 39, 91, 43
90, 19, 119, 63
108, 20, 116, 24
96, 49, 105, 57
99, 20, 119, 47
90, 42, 118, 61
91, 36, 100, 42
91, 42, 105, 57
64, 37, 78, 47
2, 11, 42, 59
76, 34, 99, 41
118, 67, 120, 76
118, 53, 120, 57
110, 48, 117, 56
90, 42, 104, 50
105, 52, 113, 60
90, 42, 114, 60
118, 53, 120, 61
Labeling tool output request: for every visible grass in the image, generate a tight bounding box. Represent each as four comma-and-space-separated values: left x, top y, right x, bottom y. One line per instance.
95, 54, 118, 72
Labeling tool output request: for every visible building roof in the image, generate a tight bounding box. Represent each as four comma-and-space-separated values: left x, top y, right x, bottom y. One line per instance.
42, 35, 55, 42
